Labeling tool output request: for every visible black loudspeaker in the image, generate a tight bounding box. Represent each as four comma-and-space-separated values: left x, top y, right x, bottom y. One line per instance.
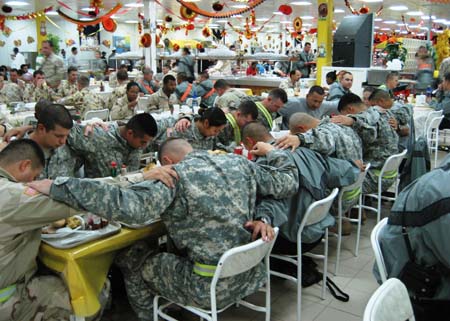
333, 13, 373, 67
83, 24, 100, 37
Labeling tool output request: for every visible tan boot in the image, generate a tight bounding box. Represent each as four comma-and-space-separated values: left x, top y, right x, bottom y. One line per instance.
349, 208, 367, 223
330, 220, 352, 236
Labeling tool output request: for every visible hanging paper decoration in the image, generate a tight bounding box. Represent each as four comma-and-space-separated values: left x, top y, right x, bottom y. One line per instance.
180, 4, 198, 20
40, 20, 47, 36
2, 26, 12, 37
1, 5, 12, 13
102, 17, 117, 32
13, 39, 21, 47
164, 15, 172, 22
102, 39, 111, 47
90, 0, 104, 15
27, 36, 35, 44
141, 33, 151, 47
344, 0, 383, 16
212, 2, 224, 11
278, 4, 292, 15
66, 39, 75, 46
196, 43, 203, 50
359, 5, 369, 14
176, 0, 266, 18
173, 43, 180, 52
250, 10, 256, 26
138, 21, 143, 34
202, 26, 211, 38
293, 17, 302, 33
156, 34, 161, 45
0, 6, 53, 22
57, 4, 122, 26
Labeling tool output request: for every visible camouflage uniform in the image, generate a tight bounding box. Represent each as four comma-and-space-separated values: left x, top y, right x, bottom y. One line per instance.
105, 83, 127, 110
349, 107, 399, 193
297, 117, 363, 161
279, 78, 297, 92
47, 144, 83, 179
48, 150, 298, 317
0, 82, 23, 102
110, 96, 135, 120
62, 123, 143, 178
40, 53, 65, 88
388, 102, 413, 151
56, 80, 78, 98
255, 101, 277, 130
214, 88, 248, 111
327, 83, 350, 102
158, 118, 216, 150
23, 132, 58, 180
23, 83, 55, 103
195, 79, 217, 108
0, 167, 75, 321
144, 88, 178, 112
215, 114, 240, 152
108, 72, 119, 88
62, 87, 104, 117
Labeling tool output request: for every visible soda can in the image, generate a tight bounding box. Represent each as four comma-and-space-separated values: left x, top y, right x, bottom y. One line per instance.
234, 146, 243, 155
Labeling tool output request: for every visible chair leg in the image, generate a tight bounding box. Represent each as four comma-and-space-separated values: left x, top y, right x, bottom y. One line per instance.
297, 242, 302, 321
265, 255, 271, 321
377, 191, 382, 223
354, 195, 362, 257
334, 205, 343, 275
154, 296, 160, 321
321, 228, 328, 300
435, 131, 439, 168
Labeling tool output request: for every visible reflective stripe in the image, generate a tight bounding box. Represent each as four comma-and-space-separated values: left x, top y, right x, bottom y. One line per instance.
226, 113, 241, 144
255, 102, 273, 129
180, 83, 193, 102
343, 187, 361, 201
373, 169, 398, 179
0, 284, 16, 303
203, 88, 216, 99
193, 262, 217, 277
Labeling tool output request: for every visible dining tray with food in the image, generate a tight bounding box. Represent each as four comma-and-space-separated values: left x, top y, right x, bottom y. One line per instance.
41, 214, 121, 249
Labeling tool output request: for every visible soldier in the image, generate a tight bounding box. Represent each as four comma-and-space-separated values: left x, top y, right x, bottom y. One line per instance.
279, 70, 302, 96
52, 113, 158, 178
327, 71, 353, 102
428, 72, 450, 129
40, 40, 65, 89
0, 139, 74, 321
277, 112, 363, 161
137, 68, 159, 95
108, 64, 128, 88
175, 72, 195, 103
213, 79, 248, 111
56, 66, 79, 98
378, 71, 399, 99
195, 71, 217, 108
332, 93, 399, 194
292, 42, 315, 78
144, 74, 178, 112
59, 76, 103, 117
106, 70, 129, 110
253, 88, 288, 130
23, 70, 55, 103
177, 47, 195, 81
29, 138, 298, 320
279, 85, 339, 129
157, 107, 226, 150
110, 82, 140, 120
1, 69, 24, 102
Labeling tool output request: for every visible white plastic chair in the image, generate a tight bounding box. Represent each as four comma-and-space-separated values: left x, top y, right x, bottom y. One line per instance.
270, 188, 339, 321
423, 110, 443, 137
426, 115, 444, 168
371, 218, 388, 283
362, 149, 408, 223
153, 227, 279, 321
83, 108, 110, 121
334, 163, 371, 275
363, 278, 415, 321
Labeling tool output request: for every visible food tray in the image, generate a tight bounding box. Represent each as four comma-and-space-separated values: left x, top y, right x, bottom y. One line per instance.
41, 221, 121, 249
118, 218, 161, 229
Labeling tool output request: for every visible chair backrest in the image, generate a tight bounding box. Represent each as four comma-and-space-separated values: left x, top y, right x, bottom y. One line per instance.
214, 227, 279, 279
426, 116, 444, 141
424, 110, 443, 133
22, 115, 37, 126
339, 163, 372, 200
363, 278, 415, 321
84, 108, 110, 121
380, 149, 408, 174
299, 188, 339, 234
371, 217, 388, 283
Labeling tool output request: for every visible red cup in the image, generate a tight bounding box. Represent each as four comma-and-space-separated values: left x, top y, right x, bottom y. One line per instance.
234, 146, 243, 155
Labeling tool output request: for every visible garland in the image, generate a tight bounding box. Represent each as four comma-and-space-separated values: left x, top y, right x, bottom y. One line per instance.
176, 0, 266, 18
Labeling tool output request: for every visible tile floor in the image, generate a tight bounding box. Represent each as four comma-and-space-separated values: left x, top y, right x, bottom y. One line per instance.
102, 150, 449, 321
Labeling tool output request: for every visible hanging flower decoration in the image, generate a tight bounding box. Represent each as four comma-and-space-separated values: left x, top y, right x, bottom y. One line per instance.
165, 15, 172, 22
202, 26, 211, 37
176, 0, 266, 18
212, 2, 224, 11
278, 4, 292, 15
57, 4, 122, 26
173, 43, 180, 52
102, 39, 111, 47
141, 33, 151, 47
66, 39, 75, 46
27, 36, 35, 44
90, 0, 104, 16
293, 17, 302, 33
345, 0, 382, 16
359, 5, 369, 14
180, 4, 198, 20
196, 43, 203, 50
250, 10, 256, 26
102, 17, 117, 32
383, 36, 408, 62
1, 5, 12, 13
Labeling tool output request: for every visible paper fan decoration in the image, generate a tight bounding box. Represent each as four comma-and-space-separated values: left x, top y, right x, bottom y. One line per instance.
27, 36, 35, 44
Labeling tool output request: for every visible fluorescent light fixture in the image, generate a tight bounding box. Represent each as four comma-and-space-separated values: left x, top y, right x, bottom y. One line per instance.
80, 17, 91, 21
433, 18, 446, 23
302, 23, 312, 27
156, 19, 163, 22
389, 5, 408, 11
256, 18, 270, 21
394, 29, 401, 32
215, 20, 228, 23
232, 15, 243, 18
407, 11, 423, 16
380, 27, 391, 31
45, 11, 58, 16
334, 8, 345, 13
208, 24, 219, 28
401, 30, 408, 34
280, 21, 291, 24
183, 0, 201, 2
290, 1, 312, 6
301, 16, 314, 20
125, 20, 139, 23
374, 18, 383, 21
80, 7, 93, 12
420, 27, 429, 30
397, 23, 405, 26
231, 4, 248, 9
421, 15, 436, 20
361, 0, 382, 2
444, 21, 450, 25
273, 11, 283, 15
4, 1, 29, 6
124, 3, 144, 7
383, 20, 397, 24
374, 26, 380, 29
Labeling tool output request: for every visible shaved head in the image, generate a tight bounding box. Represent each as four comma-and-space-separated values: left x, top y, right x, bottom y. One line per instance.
289, 112, 318, 134
241, 121, 273, 151
158, 138, 193, 165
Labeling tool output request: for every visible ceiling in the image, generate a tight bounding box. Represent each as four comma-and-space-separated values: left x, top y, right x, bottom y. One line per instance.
3, 0, 450, 35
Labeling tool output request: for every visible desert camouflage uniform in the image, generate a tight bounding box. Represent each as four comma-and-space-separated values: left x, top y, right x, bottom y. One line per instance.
40, 53, 65, 88
195, 79, 217, 107
0, 82, 23, 102
110, 96, 135, 121
279, 78, 297, 92
106, 83, 127, 110
56, 80, 78, 98
23, 83, 55, 103
298, 117, 363, 161
48, 150, 297, 319
214, 88, 248, 111
108, 72, 119, 88
63, 122, 142, 178
144, 88, 178, 112
0, 167, 75, 321
158, 118, 216, 150
350, 107, 399, 193
62, 87, 104, 116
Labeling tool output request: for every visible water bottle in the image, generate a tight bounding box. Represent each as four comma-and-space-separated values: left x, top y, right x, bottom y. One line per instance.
426, 85, 432, 98
191, 88, 198, 113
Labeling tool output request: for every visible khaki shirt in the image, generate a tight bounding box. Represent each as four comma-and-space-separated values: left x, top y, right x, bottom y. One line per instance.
0, 167, 76, 288
145, 88, 178, 112
110, 96, 134, 120
40, 53, 65, 88
63, 87, 104, 116
56, 80, 78, 98
22, 83, 55, 103
106, 83, 127, 110
0, 82, 23, 102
